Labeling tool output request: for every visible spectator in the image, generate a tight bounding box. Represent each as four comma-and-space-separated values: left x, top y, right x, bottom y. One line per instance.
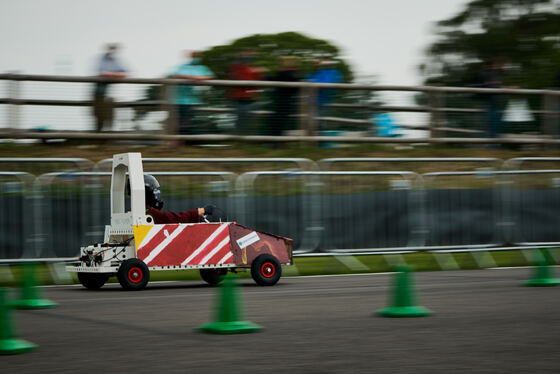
92, 43, 127, 132
306, 59, 342, 130
227, 50, 264, 135
267, 56, 300, 136
478, 59, 505, 139
169, 51, 214, 141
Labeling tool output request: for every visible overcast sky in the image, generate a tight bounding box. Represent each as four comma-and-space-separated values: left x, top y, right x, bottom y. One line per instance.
1, 0, 469, 85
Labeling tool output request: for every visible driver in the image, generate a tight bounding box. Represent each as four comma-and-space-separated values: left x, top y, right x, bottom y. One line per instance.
142, 174, 214, 224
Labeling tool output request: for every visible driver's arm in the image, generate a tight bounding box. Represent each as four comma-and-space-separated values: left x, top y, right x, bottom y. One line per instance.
147, 208, 203, 224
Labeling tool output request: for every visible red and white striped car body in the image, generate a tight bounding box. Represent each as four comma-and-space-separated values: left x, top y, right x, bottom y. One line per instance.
134, 222, 292, 270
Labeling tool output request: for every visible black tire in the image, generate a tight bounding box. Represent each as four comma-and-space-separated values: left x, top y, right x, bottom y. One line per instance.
117, 259, 150, 290
77, 273, 110, 290
251, 254, 282, 286
199, 268, 228, 286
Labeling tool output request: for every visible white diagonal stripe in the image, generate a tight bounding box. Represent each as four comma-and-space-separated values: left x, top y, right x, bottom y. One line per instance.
138, 225, 164, 250
181, 223, 229, 265
217, 252, 233, 265
143, 225, 186, 264
199, 236, 231, 265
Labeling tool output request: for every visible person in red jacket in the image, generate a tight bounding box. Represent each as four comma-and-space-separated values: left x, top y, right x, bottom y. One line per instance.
141, 174, 214, 224
227, 49, 264, 135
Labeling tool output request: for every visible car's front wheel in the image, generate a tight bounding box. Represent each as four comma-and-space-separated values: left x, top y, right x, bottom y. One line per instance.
117, 259, 150, 290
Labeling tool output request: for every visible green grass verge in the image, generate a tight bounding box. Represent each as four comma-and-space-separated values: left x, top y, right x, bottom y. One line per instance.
0, 249, 556, 288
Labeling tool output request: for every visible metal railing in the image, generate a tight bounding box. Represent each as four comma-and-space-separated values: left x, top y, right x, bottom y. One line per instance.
1, 157, 560, 260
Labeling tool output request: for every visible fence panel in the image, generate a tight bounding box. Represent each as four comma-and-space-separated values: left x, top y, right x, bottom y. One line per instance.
501, 169, 560, 246
237, 171, 419, 254
423, 171, 501, 248
315, 171, 419, 253
0, 158, 94, 259
0, 172, 34, 258
503, 158, 560, 246
236, 171, 318, 254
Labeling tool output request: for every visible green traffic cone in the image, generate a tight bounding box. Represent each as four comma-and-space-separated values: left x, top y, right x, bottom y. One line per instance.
525, 250, 560, 287
0, 288, 37, 355
10, 263, 57, 309
376, 265, 432, 317
198, 274, 262, 334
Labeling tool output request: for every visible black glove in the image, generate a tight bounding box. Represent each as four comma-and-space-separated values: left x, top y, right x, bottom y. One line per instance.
204, 204, 215, 216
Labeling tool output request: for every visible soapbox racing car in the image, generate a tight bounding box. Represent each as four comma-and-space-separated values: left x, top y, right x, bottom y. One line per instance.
66, 153, 293, 290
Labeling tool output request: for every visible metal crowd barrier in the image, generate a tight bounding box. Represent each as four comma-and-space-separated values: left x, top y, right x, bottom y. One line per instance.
237, 171, 419, 254
0, 158, 94, 173
0, 172, 34, 259
319, 157, 502, 171
502, 158, 560, 247
95, 157, 317, 172
500, 169, 560, 246
422, 171, 501, 249
1, 157, 560, 260
0, 158, 94, 259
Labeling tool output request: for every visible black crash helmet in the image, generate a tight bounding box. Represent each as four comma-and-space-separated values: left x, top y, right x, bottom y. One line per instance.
143, 174, 163, 210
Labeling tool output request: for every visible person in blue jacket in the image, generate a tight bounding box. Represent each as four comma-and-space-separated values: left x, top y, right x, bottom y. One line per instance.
306, 59, 342, 131
169, 51, 214, 139
307, 59, 342, 108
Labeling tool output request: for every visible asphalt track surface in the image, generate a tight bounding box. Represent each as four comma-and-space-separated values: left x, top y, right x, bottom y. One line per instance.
3, 268, 560, 374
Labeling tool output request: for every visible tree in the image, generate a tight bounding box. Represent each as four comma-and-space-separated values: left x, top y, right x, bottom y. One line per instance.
421, 0, 560, 88
418, 0, 560, 135
201, 32, 353, 82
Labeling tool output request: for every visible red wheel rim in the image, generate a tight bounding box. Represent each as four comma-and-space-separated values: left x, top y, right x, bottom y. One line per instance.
261, 262, 276, 278
128, 267, 143, 283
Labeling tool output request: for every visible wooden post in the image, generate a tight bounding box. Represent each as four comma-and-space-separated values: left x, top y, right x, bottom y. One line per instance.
160, 83, 177, 137
7, 74, 20, 131
542, 93, 558, 139
298, 86, 318, 145
428, 90, 445, 139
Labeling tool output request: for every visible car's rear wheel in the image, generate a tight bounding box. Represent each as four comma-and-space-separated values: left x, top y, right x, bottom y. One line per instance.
199, 268, 228, 286
77, 273, 110, 290
251, 254, 281, 286
117, 259, 149, 290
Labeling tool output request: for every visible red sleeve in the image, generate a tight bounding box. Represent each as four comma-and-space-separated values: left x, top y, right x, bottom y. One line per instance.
147, 208, 200, 224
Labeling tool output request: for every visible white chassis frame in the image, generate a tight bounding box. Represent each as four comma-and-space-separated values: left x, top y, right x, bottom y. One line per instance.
66, 152, 243, 276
